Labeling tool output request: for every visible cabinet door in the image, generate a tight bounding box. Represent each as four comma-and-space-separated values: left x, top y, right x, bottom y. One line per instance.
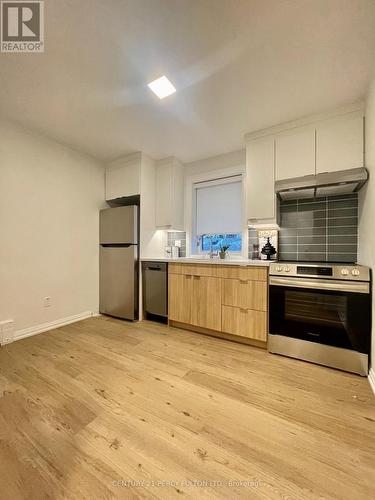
191, 276, 222, 331
168, 274, 192, 324
275, 126, 315, 180
246, 137, 275, 221
155, 163, 172, 227
155, 159, 184, 230
223, 279, 267, 311
222, 306, 267, 341
316, 112, 364, 173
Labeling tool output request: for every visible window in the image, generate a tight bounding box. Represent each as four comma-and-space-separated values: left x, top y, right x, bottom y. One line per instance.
201, 233, 242, 252
192, 175, 243, 254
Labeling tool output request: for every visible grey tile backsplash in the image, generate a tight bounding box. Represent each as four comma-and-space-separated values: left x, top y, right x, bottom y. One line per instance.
167, 231, 186, 257
278, 193, 358, 263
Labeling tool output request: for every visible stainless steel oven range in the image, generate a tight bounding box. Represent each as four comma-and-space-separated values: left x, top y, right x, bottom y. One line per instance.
268, 262, 371, 376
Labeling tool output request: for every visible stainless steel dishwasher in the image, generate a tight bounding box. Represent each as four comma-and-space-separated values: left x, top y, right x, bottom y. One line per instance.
142, 261, 168, 323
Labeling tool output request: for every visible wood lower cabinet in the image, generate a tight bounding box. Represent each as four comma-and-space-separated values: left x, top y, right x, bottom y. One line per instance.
191, 276, 222, 331
169, 273, 222, 331
223, 279, 267, 311
168, 263, 268, 346
222, 305, 267, 342
168, 274, 192, 324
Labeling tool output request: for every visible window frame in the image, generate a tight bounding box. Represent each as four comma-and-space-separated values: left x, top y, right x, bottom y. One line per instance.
185, 166, 247, 259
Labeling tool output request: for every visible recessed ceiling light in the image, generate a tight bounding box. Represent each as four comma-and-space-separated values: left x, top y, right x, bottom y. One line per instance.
148, 75, 176, 99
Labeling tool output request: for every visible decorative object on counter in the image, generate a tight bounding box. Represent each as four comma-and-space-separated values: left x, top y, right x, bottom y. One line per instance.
219, 244, 230, 259
251, 243, 260, 260
261, 237, 276, 260
171, 246, 179, 258
164, 246, 172, 258
258, 229, 278, 261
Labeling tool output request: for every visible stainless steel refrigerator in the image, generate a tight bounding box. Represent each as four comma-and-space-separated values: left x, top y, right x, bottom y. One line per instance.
99, 205, 139, 320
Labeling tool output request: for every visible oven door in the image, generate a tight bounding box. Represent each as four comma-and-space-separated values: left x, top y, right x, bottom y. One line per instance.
269, 277, 371, 354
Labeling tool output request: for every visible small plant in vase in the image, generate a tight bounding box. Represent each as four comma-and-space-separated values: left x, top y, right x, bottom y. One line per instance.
219, 244, 230, 259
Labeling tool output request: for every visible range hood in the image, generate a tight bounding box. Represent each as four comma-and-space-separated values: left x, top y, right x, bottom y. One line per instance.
275, 167, 368, 201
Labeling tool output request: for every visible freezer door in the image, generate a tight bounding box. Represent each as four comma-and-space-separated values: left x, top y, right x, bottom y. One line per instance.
99, 205, 138, 244
99, 245, 138, 320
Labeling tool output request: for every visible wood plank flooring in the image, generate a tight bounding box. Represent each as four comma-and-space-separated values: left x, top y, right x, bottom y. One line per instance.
0, 316, 374, 499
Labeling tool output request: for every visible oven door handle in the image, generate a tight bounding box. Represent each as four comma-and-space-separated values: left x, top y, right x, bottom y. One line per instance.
269, 276, 370, 294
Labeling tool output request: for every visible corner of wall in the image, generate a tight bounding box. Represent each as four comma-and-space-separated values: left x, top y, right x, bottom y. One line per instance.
360, 75, 375, 374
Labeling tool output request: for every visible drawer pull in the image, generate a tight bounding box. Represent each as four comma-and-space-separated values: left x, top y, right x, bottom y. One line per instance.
193, 275, 201, 280
239, 280, 248, 284
185, 275, 192, 279
240, 308, 248, 313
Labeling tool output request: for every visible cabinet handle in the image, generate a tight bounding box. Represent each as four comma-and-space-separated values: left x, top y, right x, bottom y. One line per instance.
239, 280, 248, 284
185, 275, 192, 279
240, 308, 248, 313
193, 275, 201, 280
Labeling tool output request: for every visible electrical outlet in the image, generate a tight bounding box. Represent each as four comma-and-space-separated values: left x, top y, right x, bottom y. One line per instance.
0, 320, 14, 345
43, 296, 52, 308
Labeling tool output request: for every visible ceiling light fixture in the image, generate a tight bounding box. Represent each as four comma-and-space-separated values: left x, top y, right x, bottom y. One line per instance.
148, 75, 176, 99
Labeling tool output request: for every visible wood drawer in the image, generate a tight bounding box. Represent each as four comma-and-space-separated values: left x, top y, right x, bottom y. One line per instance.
223, 279, 267, 311
222, 305, 267, 342
169, 263, 215, 277
215, 265, 268, 282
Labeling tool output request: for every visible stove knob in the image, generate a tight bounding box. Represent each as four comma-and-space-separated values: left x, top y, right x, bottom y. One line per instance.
276, 266, 283, 272
351, 269, 360, 276
284, 267, 291, 273
341, 269, 349, 276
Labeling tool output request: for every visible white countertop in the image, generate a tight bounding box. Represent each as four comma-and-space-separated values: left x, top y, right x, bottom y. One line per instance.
141, 257, 271, 266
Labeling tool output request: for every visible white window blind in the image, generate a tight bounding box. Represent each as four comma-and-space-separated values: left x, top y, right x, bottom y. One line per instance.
195, 177, 242, 234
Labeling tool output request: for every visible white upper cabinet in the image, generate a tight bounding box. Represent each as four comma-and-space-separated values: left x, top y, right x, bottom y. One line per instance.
105, 153, 141, 201
155, 158, 184, 230
275, 125, 315, 180
246, 137, 276, 222
316, 111, 364, 174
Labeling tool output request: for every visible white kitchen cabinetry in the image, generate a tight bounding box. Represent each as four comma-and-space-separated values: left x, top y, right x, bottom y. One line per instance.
246, 137, 276, 222
155, 157, 184, 230
316, 111, 364, 174
275, 126, 315, 180
105, 153, 142, 201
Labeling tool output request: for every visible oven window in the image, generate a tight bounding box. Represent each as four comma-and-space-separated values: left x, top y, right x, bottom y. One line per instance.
285, 291, 348, 328
269, 285, 371, 352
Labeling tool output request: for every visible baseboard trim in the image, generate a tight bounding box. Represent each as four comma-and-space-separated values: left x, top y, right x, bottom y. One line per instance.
368, 368, 375, 396
169, 320, 267, 349
14, 311, 94, 342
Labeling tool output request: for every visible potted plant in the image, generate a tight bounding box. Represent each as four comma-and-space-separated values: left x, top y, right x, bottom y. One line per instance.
219, 244, 230, 259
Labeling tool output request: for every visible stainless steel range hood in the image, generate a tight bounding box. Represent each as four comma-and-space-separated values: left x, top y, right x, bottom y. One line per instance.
275, 167, 368, 201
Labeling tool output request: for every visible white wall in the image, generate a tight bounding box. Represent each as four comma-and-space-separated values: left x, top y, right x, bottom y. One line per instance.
184, 149, 245, 178
359, 77, 375, 368
0, 118, 105, 333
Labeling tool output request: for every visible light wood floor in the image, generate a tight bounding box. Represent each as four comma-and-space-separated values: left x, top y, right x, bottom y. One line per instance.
0, 316, 374, 499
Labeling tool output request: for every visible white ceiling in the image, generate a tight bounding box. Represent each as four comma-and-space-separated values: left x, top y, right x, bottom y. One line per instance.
1, 0, 375, 163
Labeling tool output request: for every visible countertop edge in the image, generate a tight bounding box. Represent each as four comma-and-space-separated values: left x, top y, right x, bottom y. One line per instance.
140, 257, 272, 267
